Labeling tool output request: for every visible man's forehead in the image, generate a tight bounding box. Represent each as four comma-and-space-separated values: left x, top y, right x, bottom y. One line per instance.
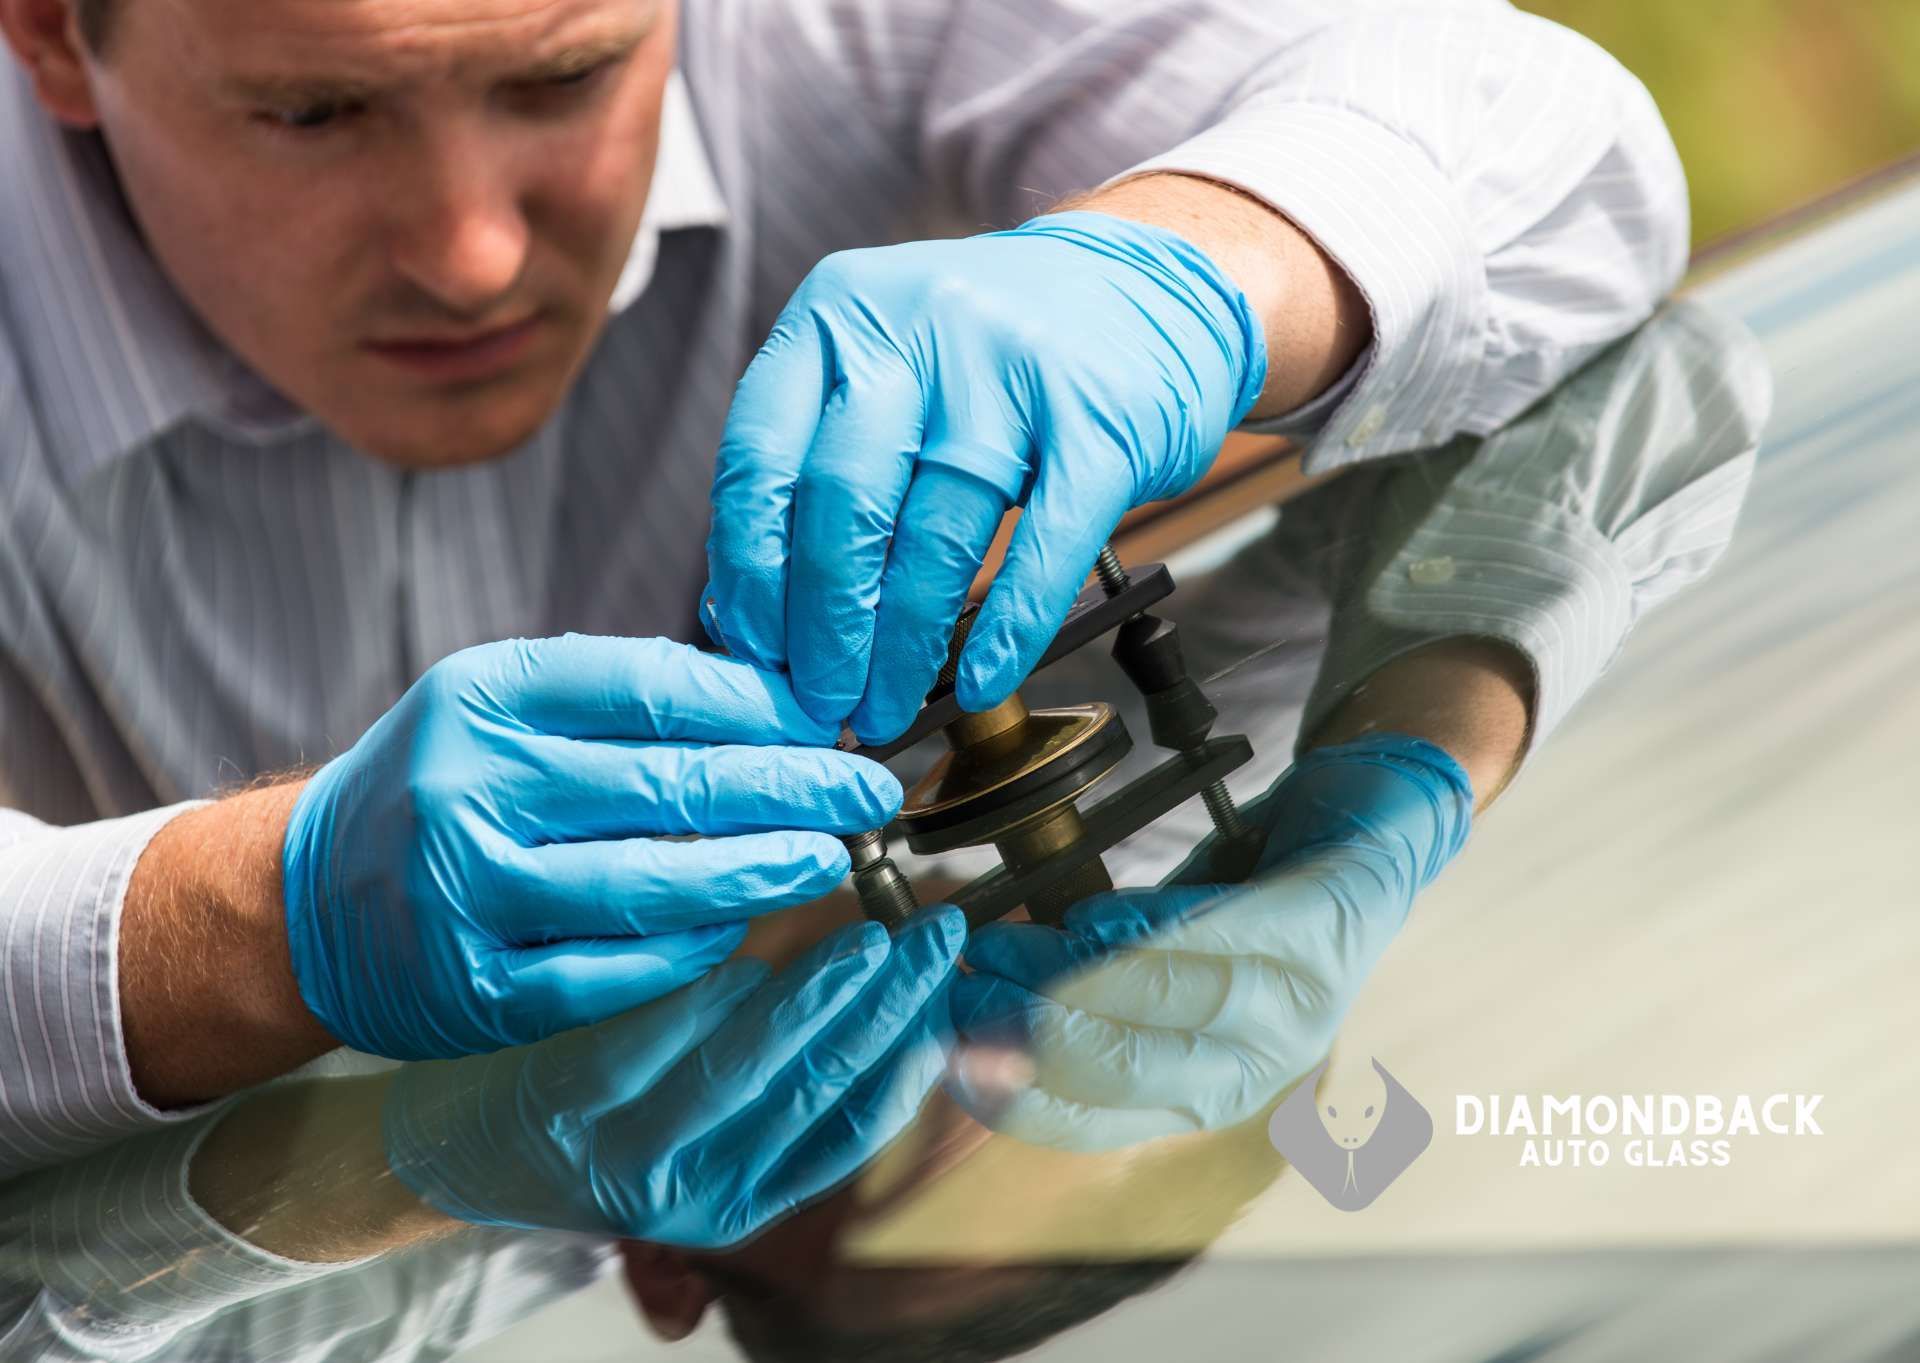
168, 0, 662, 82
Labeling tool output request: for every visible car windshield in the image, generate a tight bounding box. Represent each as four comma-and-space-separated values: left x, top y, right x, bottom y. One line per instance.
4, 0, 1919, 1349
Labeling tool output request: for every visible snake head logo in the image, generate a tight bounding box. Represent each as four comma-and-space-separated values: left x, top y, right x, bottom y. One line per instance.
1267, 1058, 1431, 1211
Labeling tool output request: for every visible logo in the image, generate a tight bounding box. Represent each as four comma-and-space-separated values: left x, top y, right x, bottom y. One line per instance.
1267, 1058, 1432, 1210
1454, 1091, 1823, 1167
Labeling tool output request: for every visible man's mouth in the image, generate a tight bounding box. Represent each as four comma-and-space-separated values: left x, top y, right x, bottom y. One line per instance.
362, 313, 544, 382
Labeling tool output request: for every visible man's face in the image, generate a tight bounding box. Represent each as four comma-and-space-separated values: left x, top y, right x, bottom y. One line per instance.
76, 0, 676, 467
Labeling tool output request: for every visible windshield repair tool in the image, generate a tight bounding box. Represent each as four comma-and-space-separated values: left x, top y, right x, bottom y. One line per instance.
840, 545, 1265, 931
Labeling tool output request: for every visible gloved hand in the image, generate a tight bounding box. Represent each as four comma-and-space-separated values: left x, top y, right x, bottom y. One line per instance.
703, 211, 1268, 743
947, 735, 1474, 1152
282, 633, 901, 1061
383, 908, 967, 1249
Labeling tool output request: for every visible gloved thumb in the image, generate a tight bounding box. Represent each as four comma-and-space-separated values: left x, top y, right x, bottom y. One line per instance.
1258, 734, 1474, 890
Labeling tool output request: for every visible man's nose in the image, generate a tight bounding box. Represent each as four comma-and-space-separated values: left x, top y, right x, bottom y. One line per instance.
386, 147, 532, 315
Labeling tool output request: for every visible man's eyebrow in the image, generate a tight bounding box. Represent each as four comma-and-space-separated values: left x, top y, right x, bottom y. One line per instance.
219, 72, 383, 108
505, 31, 646, 83
218, 29, 647, 106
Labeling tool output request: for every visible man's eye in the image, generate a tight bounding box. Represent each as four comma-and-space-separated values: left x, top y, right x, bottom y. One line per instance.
257, 102, 361, 133
516, 61, 615, 98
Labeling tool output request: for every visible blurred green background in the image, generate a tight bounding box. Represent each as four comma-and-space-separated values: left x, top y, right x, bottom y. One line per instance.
1518, 0, 1920, 245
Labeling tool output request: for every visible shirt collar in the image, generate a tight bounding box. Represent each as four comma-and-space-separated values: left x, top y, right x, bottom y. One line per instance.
611, 69, 730, 312
1, 62, 237, 482
0, 64, 728, 484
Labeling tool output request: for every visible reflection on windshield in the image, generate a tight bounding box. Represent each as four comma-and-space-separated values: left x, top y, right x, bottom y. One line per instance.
0, 298, 1776, 1363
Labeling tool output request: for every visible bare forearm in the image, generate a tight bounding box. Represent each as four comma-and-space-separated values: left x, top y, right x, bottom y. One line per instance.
122, 781, 337, 1107
189, 1073, 461, 1263
1069, 172, 1372, 420
1308, 637, 1535, 811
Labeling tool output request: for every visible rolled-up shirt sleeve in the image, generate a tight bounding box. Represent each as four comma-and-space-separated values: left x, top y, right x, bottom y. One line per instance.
1115, 7, 1691, 467
0, 1096, 611, 1362
1277, 299, 1773, 766
0, 802, 212, 1181
0, 1110, 347, 1359
738, 2, 1686, 454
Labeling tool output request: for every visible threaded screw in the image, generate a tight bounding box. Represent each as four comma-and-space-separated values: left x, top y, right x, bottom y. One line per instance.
1200, 779, 1250, 842
934, 604, 981, 693
842, 829, 886, 870
1093, 545, 1131, 598
842, 831, 920, 930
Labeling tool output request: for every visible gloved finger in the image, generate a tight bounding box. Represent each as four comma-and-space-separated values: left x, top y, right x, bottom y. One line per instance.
620, 919, 892, 1148
1040, 985, 1305, 1118
946, 970, 1049, 1052
1074, 870, 1400, 1016
508, 739, 901, 841
944, 1064, 1198, 1154
466, 635, 839, 747
487, 923, 753, 1049
956, 437, 1132, 711
961, 920, 1114, 988
751, 1006, 953, 1224
786, 364, 926, 728
1041, 952, 1242, 1035
714, 907, 965, 1192
1256, 738, 1475, 889
704, 307, 833, 671
954, 968, 1285, 1114
490, 830, 852, 941
966, 922, 1243, 1035
850, 462, 1010, 745
519, 956, 772, 1122
1061, 885, 1235, 948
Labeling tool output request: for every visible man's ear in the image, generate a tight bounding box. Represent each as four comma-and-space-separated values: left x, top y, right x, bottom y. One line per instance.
619, 1242, 717, 1343
0, 0, 101, 128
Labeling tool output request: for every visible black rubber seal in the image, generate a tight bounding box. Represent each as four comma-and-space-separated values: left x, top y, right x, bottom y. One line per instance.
898, 715, 1134, 854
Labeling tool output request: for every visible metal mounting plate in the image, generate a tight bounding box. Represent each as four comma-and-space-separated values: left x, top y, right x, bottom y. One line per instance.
941, 733, 1253, 929
842, 565, 1175, 762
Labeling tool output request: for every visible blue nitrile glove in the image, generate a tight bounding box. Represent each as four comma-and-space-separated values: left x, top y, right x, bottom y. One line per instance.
947, 735, 1473, 1152
703, 211, 1268, 743
383, 907, 967, 1249
282, 633, 902, 1061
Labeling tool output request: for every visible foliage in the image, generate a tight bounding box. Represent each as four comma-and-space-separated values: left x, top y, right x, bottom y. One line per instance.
1519, 0, 1920, 242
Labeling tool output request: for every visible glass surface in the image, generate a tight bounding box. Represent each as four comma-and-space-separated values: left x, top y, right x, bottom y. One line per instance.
4, 179, 1916, 1363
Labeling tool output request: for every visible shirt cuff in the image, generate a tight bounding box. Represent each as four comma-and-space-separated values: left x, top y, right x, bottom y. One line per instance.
0, 801, 215, 1179
1114, 99, 1487, 472
1240, 347, 1367, 441
1299, 480, 1637, 768
23, 1110, 364, 1347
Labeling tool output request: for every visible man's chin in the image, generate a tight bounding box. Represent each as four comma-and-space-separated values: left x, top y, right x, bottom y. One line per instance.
328, 387, 565, 469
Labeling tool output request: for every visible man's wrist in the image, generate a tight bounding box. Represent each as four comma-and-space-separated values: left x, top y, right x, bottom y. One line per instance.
1307, 637, 1535, 812
189, 1073, 463, 1264
1063, 171, 1372, 419
122, 780, 338, 1108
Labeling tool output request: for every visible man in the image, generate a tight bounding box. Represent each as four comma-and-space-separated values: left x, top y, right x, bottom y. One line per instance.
0, 0, 1687, 1177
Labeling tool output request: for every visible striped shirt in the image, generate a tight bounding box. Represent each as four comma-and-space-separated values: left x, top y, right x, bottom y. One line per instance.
0, 0, 1689, 1181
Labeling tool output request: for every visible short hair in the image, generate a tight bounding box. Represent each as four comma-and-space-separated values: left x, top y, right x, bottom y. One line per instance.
716, 1097, 1292, 1361
75, 0, 115, 51
719, 1256, 1196, 1363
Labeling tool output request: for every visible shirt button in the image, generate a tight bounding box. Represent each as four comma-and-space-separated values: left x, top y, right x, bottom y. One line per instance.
1347, 405, 1388, 447
1407, 555, 1456, 586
